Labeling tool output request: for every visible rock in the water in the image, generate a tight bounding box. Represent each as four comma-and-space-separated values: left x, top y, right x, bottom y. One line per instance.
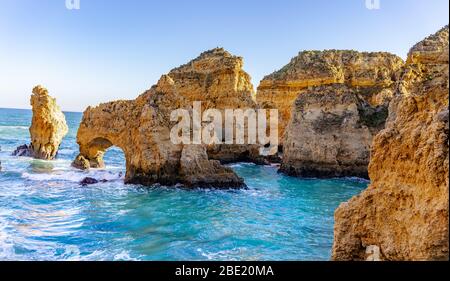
72, 154, 93, 170
72, 49, 254, 188
279, 84, 390, 178
257, 50, 404, 142
272, 51, 403, 178
12, 144, 32, 157
80, 177, 99, 186
166, 48, 263, 163
28, 85, 69, 160
332, 26, 449, 261
180, 145, 245, 188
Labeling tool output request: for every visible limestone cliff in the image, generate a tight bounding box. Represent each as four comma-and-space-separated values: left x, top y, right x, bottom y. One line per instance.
167, 48, 262, 163
72, 49, 257, 188
332, 26, 449, 261
280, 84, 389, 178
13, 86, 68, 160
257, 50, 404, 141
275, 51, 403, 178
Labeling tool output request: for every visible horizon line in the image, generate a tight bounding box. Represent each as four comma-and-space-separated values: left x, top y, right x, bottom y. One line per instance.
0, 107, 83, 114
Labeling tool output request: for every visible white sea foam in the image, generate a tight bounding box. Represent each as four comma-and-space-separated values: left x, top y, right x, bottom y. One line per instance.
21, 169, 124, 183
0, 125, 28, 130
343, 177, 370, 183
57, 149, 76, 155
198, 248, 245, 261
0, 211, 16, 260
113, 251, 140, 261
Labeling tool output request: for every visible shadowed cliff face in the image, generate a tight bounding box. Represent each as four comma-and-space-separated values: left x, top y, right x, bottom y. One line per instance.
280, 84, 389, 179
270, 51, 404, 178
72, 48, 261, 188
332, 26, 449, 261
257, 50, 404, 141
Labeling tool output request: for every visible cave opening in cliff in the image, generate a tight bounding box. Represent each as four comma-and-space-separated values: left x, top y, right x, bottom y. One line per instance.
103, 145, 126, 173
87, 137, 126, 173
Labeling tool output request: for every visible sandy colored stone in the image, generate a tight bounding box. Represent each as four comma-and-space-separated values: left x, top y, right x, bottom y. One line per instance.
332, 26, 449, 261
27, 85, 68, 160
280, 84, 389, 178
257, 50, 404, 141
274, 51, 403, 178
167, 48, 263, 163
72, 49, 257, 188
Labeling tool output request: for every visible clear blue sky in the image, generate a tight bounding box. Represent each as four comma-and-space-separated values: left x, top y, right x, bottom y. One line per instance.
0, 0, 448, 112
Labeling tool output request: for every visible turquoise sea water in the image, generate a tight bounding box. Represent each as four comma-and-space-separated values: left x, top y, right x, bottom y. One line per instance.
0, 108, 367, 261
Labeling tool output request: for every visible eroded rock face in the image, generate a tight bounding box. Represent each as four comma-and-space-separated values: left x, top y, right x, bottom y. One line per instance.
332, 26, 449, 261
72, 49, 253, 188
276, 51, 403, 178
167, 48, 261, 163
257, 50, 404, 141
26, 86, 69, 160
280, 84, 389, 178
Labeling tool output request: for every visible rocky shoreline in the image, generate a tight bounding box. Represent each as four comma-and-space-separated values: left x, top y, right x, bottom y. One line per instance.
332, 25, 449, 261
7, 25, 448, 260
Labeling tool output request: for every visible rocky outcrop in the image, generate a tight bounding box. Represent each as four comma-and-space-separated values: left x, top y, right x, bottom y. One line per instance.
167, 48, 262, 163
29, 85, 69, 159
80, 177, 108, 186
257, 50, 404, 141
280, 84, 389, 178
275, 51, 403, 178
12, 144, 32, 157
13, 86, 68, 160
72, 49, 256, 188
332, 26, 449, 261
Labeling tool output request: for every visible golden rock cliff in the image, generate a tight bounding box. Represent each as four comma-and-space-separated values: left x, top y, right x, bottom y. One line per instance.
257, 50, 404, 141
72, 48, 260, 188
167, 48, 263, 163
273, 51, 404, 178
332, 26, 449, 261
19, 86, 69, 160
280, 83, 390, 178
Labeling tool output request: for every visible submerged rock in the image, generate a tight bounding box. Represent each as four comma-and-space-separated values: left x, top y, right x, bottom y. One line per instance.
332, 26, 449, 261
80, 177, 108, 186
26, 86, 68, 160
12, 144, 32, 157
72, 49, 254, 188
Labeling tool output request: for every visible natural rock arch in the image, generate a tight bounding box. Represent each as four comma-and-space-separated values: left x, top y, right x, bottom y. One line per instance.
72, 48, 269, 188
72, 74, 245, 188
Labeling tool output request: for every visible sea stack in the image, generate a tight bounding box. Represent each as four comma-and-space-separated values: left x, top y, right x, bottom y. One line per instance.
332, 26, 449, 261
260, 50, 404, 178
27, 85, 68, 160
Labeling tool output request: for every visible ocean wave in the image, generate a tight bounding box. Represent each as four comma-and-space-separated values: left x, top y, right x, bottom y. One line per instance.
227, 162, 256, 168
21, 170, 124, 183
113, 251, 141, 261
0, 211, 15, 260
343, 177, 370, 183
57, 149, 76, 155
0, 126, 28, 130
